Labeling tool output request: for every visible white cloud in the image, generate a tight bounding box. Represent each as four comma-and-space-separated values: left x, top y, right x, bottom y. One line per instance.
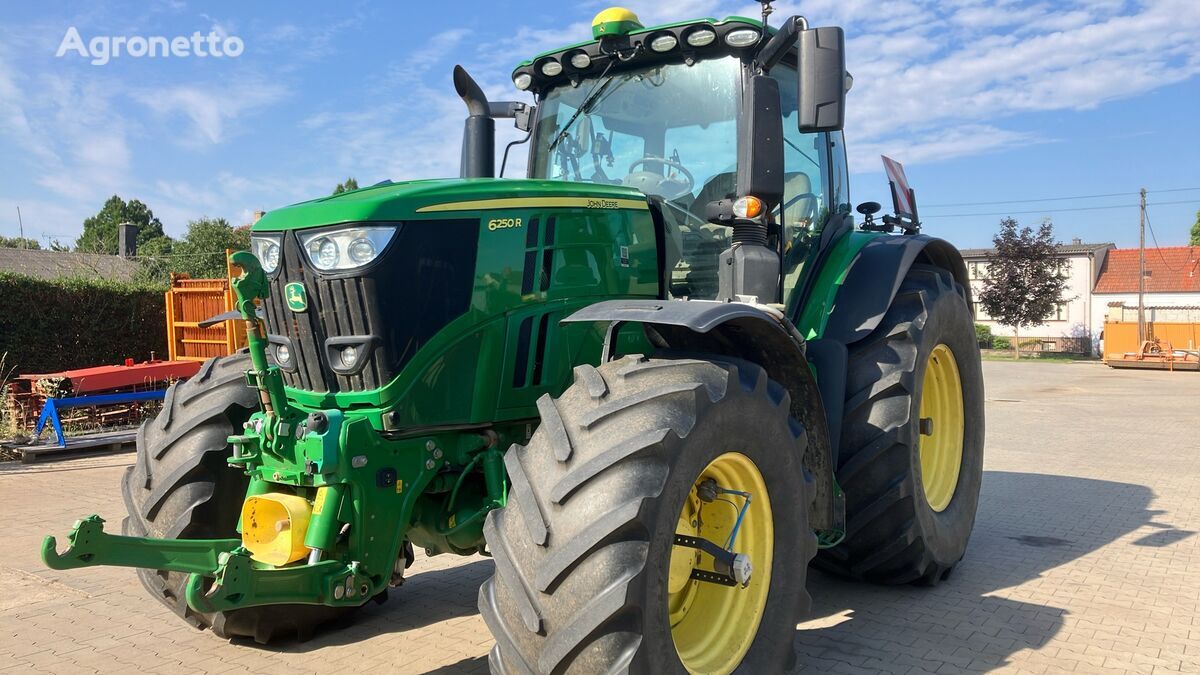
850, 124, 1046, 169
135, 79, 288, 145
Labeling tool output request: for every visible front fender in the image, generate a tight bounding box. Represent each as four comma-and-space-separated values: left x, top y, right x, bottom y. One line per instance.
563, 299, 841, 533
822, 234, 970, 345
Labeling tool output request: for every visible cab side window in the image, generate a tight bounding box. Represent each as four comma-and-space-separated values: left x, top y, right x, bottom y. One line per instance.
772, 66, 831, 306
829, 130, 850, 216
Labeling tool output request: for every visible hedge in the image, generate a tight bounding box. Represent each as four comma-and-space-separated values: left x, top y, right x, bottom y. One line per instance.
975, 323, 993, 349
0, 273, 168, 374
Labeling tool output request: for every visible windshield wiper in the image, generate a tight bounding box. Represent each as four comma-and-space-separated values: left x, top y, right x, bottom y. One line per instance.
548, 59, 620, 154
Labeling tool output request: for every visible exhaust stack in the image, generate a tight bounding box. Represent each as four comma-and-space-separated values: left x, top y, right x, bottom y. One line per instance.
454, 65, 495, 179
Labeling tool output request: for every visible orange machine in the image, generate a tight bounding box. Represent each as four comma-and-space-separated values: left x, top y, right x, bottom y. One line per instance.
1104, 320, 1200, 371
163, 255, 246, 362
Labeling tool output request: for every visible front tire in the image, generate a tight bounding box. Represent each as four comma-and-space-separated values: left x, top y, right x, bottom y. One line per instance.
481, 354, 815, 674
121, 354, 361, 643
817, 264, 985, 585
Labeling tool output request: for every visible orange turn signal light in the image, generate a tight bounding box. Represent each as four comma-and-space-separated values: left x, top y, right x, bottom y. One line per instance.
733, 196, 765, 219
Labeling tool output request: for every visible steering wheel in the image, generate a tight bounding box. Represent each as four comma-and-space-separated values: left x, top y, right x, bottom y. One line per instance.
780, 191, 819, 224
780, 192, 820, 269
624, 156, 700, 198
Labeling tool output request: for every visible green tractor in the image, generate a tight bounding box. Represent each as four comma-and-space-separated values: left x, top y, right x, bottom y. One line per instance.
42, 5, 984, 672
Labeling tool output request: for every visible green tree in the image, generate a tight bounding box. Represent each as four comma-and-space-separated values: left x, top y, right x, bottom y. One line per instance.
76, 196, 166, 254
0, 236, 41, 250
332, 177, 359, 195
170, 217, 251, 279
1190, 208, 1200, 246
132, 235, 176, 284
978, 218, 1070, 358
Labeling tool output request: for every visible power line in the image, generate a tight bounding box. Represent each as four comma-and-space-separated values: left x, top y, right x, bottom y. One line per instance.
921, 199, 1197, 219
1142, 208, 1189, 273
922, 186, 1200, 208
132, 251, 230, 260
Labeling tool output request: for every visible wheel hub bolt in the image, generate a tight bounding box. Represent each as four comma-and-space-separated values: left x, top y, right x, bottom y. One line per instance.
731, 553, 753, 587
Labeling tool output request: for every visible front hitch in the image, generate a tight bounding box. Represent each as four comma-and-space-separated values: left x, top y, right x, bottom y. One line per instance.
42, 515, 239, 574
183, 552, 373, 613
43, 515, 377, 613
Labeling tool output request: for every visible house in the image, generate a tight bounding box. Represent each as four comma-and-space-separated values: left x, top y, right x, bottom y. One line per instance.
0, 223, 141, 282
959, 239, 1114, 353
1091, 246, 1200, 348
0, 248, 141, 282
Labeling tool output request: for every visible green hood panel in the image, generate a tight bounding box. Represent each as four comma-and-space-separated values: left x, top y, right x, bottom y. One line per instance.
252, 178, 650, 232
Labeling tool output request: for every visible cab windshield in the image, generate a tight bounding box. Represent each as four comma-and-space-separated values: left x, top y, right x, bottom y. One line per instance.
532, 58, 739, 209
530, 56, 838, 301
531, 58, 739, 299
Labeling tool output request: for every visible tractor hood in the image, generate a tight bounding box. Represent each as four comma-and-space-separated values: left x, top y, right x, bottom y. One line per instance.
252, 178, 651, 232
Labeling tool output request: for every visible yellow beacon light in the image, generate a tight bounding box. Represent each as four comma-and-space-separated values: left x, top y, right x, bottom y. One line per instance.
592, 7, 643, 39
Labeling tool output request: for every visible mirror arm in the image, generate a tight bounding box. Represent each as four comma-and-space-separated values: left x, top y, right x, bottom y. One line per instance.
756, 15, 808, 74
489, 101, 536, 132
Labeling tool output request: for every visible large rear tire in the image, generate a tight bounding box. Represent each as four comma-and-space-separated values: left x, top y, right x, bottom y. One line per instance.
481, 354, 815, 674
121, 354, 360, 643
817, 264, 985, 585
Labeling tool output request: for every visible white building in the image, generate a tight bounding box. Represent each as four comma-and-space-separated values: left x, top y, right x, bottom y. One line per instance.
959, 240, 1114, 352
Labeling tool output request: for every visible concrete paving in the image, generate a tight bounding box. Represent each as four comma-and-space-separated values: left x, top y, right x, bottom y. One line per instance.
0, 360, 1197, 674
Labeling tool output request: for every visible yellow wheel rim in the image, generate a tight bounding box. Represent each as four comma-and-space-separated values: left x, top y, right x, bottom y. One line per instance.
668, 452, 773, 674
918, 344, 965, 512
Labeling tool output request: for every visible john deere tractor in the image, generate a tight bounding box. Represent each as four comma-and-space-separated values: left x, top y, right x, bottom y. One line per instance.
43, 5, 984, 672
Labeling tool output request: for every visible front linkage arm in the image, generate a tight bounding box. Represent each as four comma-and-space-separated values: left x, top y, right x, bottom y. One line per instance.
43, 516, 371, 612
42, 515, 239, 575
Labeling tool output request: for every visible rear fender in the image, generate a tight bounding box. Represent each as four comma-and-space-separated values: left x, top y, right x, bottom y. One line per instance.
563, 299, 841, 533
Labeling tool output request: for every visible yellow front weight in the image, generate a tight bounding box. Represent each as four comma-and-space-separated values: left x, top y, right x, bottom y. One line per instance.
241, 492, 313, 565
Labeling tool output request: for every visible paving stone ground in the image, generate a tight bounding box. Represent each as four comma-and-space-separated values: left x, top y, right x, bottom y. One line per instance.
1, 360, 1197, 674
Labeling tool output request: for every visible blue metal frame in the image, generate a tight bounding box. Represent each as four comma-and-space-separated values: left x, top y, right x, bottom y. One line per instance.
34, 390, 166, 447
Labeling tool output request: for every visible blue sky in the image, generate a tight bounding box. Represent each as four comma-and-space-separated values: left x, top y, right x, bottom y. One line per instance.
1, 0, 1197, 250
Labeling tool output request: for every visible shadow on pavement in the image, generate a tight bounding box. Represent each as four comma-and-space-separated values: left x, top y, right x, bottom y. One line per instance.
242, 558, 495, 653
424, 655, 489, 674
238, 470, 1184, 669
792, 470, 1170, 673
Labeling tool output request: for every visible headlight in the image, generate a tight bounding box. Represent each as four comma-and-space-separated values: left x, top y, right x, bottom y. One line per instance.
568, 51, 591, 69
298, 225, 397, 272
347, 237, 376, 263
686, 28, 717, 47
540, 59, 563, 77
725, 28, 761, 47
250, 234, 282, 274
275, 344, 291, 365
649, 34, 678, 53
514, 73, 532, 90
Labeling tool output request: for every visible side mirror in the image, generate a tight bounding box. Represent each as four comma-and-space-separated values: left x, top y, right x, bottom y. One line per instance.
797, 27, 847, 133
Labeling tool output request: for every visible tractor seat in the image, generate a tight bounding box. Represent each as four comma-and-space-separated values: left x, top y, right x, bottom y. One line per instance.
689, 172, 737, 220
781, 172, 816, 228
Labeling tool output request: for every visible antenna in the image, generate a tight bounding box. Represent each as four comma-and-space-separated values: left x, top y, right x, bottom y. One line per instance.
760, 1, 775, 29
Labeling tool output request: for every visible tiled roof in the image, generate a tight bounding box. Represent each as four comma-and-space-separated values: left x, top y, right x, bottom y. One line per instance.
0, 248, 141, 282
1093, 246, 1200, 294
959, 242, 1114, 258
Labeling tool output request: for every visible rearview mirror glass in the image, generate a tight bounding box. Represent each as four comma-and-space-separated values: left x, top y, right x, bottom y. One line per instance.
797, 27, 846, 133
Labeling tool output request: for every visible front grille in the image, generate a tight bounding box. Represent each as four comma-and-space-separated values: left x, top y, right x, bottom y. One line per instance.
262, 220, 478, 393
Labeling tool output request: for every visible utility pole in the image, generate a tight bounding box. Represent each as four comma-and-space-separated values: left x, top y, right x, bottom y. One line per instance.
16, 206, 24, 249
1137, 188, 1146, 344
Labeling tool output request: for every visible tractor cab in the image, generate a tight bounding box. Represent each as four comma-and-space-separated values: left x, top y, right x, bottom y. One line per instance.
512, 8, 852, 309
